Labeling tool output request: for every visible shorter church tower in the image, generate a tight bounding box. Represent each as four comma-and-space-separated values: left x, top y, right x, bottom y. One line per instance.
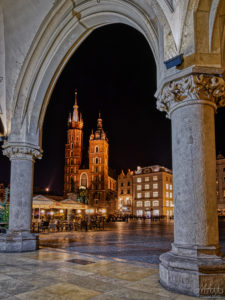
89, 114, 109, 208
64, 90, 83, 194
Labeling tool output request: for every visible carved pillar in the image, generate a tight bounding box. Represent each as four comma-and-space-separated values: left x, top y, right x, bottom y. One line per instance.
0, 142, 42, 252
157, 74, 225, 297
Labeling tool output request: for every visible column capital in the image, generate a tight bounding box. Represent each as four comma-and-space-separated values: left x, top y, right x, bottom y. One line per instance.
157, 74, 225, 117
2, 142, 42, 161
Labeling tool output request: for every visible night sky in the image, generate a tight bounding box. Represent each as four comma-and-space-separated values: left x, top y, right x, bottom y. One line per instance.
0, 24, 225, 194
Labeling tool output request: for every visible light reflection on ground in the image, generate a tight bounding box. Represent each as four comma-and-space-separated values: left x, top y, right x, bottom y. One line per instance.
39, 218, 225, 265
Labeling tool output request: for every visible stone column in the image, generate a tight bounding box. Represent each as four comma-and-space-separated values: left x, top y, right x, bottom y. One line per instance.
157, 74, 225, 297
0, 142, 42, 252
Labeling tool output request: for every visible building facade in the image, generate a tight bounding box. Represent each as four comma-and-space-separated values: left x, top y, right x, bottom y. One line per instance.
0, 183, 6, 204
117, 170, 133, 215
64, 91, 116, 215
132, 165, 173, 218
216, 154, 225, 213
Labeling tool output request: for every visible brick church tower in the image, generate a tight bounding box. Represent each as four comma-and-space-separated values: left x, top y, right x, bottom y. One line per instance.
64, 90, 83, 194
89, 114, 109, 208
64, 91, 117, 213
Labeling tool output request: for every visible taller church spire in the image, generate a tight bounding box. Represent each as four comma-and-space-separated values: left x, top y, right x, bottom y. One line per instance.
73, 89, 79, 122
71, 89, 83, 129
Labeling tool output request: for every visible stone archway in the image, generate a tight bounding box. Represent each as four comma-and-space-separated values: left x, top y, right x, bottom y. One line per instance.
1, 0, 166, 250
1, 0, 225, 297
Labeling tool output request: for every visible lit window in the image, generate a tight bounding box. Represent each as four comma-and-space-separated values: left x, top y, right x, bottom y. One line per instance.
145, 177, 149, 182
136, 210, 143, 216
170, 201, 173, 207
145, 184, 149, 190
137, 177, 142, 183
153, 209, 159, 216
120, 200, 123, 205
137, 185, 142, 191
153, 183, 158, 189
153, 192, 158, 198
153, 200, 159, 207
170, 184, 172, 190
153, 176, 158, 181
170, 192, 173, 199
81, 173, 88, 187
166, 184, 169, 190
145, 192, 150, 198
166, 200, 169, 207
166, 192, 169, 198
127, 200, 131, 205
144, 201, 150, 207
137, 193, 142, 199
136, 201, 143, 207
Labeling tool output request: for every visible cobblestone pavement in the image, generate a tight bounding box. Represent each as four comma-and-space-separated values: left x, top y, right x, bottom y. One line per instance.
0, 247, 211, 300
39, 219, 225, 264
0, 219, 224, 299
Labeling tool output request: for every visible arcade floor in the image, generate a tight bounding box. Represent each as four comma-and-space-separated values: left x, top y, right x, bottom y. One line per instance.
0, 220, 224, 299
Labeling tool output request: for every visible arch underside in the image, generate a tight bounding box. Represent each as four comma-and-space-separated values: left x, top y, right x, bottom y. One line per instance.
9, 0, 166, 148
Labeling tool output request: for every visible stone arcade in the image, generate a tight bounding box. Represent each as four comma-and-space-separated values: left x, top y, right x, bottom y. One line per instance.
0, 0, 225, 297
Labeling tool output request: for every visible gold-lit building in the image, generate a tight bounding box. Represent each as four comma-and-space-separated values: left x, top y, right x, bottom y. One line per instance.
117, 165, 174, 217
64, 90, 117, 215
133, 165, 173, 218
216, 154, 225, 214
117, 170, 133, 215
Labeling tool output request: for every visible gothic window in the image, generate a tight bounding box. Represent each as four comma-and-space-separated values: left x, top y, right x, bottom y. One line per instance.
95, 157, 99, 164
81, 173, 88, 187
95, 146, 99, 153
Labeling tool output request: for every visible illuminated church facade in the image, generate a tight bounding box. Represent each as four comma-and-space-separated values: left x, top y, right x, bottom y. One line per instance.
64, 91, 117, 215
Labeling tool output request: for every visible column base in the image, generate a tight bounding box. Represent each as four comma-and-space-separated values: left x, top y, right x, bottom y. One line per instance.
0, 231, 38, 252
159, 244, 225, 297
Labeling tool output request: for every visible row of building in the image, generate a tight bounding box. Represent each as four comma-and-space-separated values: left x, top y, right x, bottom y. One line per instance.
62, 91, 174, 217
1, 91, 225, 218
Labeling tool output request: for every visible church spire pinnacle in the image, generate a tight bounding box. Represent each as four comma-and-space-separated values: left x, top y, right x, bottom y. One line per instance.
97, 111, 102, 129
73, 89, 79, 122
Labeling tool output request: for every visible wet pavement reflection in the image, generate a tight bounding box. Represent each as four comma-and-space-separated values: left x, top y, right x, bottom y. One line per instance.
39, 219, 225, 265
